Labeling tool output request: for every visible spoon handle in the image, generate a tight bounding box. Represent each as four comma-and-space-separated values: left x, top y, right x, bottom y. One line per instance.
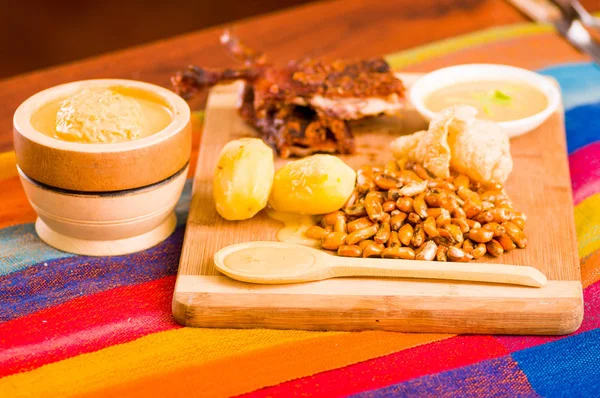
328, 257, 547, 287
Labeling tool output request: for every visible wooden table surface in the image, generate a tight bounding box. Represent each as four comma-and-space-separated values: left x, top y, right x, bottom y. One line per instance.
1, 0, 598, 153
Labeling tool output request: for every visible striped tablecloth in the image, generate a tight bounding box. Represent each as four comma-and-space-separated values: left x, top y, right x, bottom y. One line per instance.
1, 21, 600, 397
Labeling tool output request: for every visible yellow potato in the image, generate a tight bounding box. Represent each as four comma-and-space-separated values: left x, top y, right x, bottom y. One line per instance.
213, 138, 274, 220
269, 154, 356, 215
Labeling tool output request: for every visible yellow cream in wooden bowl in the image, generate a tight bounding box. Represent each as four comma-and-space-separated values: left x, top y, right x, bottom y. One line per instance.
31, 86, 172, 143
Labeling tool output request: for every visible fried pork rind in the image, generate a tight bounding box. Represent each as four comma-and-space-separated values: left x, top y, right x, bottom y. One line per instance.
390, 105, 512, 184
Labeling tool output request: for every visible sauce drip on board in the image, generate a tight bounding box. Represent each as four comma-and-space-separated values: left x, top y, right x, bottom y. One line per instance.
267, 209, 320, 248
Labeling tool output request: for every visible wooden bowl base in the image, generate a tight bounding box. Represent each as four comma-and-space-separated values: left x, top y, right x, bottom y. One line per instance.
35, 212, 177, 256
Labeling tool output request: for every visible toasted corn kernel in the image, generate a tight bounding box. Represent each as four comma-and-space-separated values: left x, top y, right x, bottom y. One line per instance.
497, 234, 516, 251
462, 238, 475, 253
337, 244, 362, 257
413, 163, 432, 180
482, 222, 506, 237
454, 175, 470, 190
321, 210, 345, 227
427, 207, 444, 218
467, 228, 494, 243
444, 224, 463, 245
512, 217, 526, 230
306, 226, 329, 240
483, 182, 504, 191
387, 189, 402, 201
416, 241, 437, 261
398, 169, 423, 183
343, 190, 359, 209
447, 246, 473, 262
424, 189, 447, 208
436, 209, 452, 227
513, 212, 527, 221
383, 201, 396, 213
411, 224, 426, 247
321, 232, 347, 250
374, 223, 391, 245
435, 228, 455, 246
346, 224, 379, 245
347, 217, 372, 233
398, 224, 413, 246
481, 200, 494, 211
399, 180, 428, 197
382, 247, 416, 260
486, 239, 504, 257
374, 174, 400, 190
390, 209, 401, 216
474, 211, 494, 224
380, 212, 391, 224
396, 197, 414, 213
452, 207, 467, 219
423, 217, 439, 237
471, 243, 487, 259
480, 190, 505, 202
413, 193, 428, 219
407, 212, 421, 225
362, 242, 383, 258
344, 203, 367, 217
502, 222, 528, 248
387, 231, 401, 248
491, 207, 513, 223
436, 245, 448, 262
451, 218, 470, 233
384, 160, 399, 174
465, 219, 482, 229
390, 212, 407, 231
365, 192, 385, 222
428, 180, 456, 191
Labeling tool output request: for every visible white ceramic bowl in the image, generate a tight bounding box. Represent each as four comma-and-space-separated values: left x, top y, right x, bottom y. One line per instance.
409, 64, 561, 138
17, 164, 188, 256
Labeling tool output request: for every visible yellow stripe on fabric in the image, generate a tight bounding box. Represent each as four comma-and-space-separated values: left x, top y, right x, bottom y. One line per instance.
575, 193, 600, 259
80, 332, 452, 398
0, 151, 17, 181
0, 327, 335, 398
385, 23, 553, 69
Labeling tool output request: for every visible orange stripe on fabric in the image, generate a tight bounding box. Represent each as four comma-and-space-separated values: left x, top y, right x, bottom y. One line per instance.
0, 151, 17, 181
0, 176, 36, 229
0, 327, 333, 398
79, 331, 452, 398
581, 249, 600, 288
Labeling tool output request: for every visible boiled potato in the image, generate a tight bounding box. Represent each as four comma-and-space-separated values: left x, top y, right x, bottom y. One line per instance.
269, 155, 356, 215
213, 138, 274, 220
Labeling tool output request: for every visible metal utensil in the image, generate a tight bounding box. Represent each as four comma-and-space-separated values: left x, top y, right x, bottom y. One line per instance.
508, 0, 600, 65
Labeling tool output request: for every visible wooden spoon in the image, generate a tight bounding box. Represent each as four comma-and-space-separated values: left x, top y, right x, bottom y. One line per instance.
213, 241, 547, 287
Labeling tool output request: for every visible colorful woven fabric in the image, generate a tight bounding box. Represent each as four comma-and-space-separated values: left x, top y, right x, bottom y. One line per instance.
1, 23, 600, 397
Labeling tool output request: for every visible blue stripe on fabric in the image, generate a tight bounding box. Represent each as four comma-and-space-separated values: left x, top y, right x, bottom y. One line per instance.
351, 356, 540, 398
512, 329, 600, 398
539, 62, 600, 153
0, 179, 192, 278
0, 226, 183, 322
0, 224, 73, 276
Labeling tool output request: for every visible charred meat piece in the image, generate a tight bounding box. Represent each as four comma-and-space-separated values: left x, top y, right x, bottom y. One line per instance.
172, 30, 405, 157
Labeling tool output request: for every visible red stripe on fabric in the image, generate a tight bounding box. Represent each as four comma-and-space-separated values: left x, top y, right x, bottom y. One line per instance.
241, 335, 508, 398
569, 142, 600, 205
0, 276, 180, 377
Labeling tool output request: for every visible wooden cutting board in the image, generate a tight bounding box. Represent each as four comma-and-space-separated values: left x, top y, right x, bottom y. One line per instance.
172, 73, 583, 335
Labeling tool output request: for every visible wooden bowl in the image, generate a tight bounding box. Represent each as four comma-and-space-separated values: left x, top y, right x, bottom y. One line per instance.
13, 79, 192, 255
17, 164, 188, 256
13, 79, 191, 192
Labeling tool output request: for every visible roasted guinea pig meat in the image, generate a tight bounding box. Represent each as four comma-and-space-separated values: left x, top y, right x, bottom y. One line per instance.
172, 30, 405, 158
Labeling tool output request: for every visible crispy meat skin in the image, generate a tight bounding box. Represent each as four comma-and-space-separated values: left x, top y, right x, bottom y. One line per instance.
172, 30, 405, 158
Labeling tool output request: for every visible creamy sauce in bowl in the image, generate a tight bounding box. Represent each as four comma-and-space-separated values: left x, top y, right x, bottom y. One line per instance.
424, 80, 548, 122
31, 86, 173, 143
